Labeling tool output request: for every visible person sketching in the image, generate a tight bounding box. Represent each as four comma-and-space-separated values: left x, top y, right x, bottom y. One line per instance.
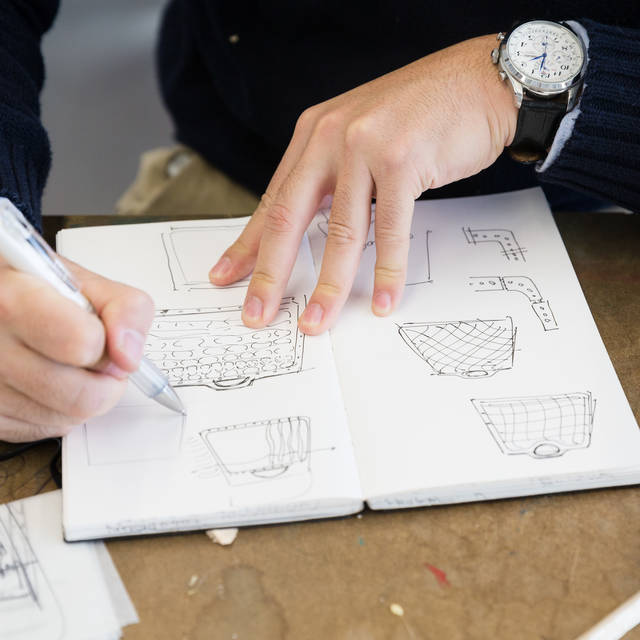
0, 1, 638, 441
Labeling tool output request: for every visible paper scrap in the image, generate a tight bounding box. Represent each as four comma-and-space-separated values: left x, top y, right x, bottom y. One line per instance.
205, 527, 239, 546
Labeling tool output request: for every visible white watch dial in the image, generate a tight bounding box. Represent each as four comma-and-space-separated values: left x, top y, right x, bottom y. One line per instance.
507, 21, 584, 85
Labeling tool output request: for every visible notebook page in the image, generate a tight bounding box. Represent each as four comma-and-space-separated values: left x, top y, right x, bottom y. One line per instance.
0, 490, 137, 640
308, 188, 640, 506
58, 219, 362, 540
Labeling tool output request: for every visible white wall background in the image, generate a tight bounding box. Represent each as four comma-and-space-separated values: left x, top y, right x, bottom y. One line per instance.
40, 0, 172, 215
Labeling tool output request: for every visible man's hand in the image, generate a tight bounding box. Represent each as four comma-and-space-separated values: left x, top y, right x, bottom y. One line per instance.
210, 35, 518, 335
0, 258, 154, 442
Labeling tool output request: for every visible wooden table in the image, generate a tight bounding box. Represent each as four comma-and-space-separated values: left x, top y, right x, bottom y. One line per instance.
2, 211, 639, 639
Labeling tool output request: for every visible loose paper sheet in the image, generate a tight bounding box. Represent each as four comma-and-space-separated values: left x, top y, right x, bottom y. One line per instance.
59, 219, 362, 540
0, 490, 137, 640
308, 188, 640, 506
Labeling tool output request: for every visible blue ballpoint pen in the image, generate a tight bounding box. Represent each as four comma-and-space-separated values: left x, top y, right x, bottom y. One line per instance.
0, 198, 186, 415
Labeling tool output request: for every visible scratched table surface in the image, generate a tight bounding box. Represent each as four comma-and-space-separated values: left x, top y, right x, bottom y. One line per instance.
1, 211, 639, 640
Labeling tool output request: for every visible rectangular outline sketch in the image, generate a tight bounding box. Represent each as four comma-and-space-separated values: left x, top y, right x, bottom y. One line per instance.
469, 276, 558, 331
199, 416, 312, 487
0, 503, 63, 639
82, 409, 186, 466
463, 227, 527, 262
472, 392, 596, 459
398, 317, 516, 378
317, 210, 432, 285
162, 222, 250, 291
145, 297, 305, 390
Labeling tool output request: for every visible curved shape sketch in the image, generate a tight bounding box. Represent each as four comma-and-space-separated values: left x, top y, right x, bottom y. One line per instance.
472, 392, 595, 458
199, 416, 311, 487
145, 298, 305, 390
469, 276, 559, 331
463, 227, 526, 262
398, 318, 516, 378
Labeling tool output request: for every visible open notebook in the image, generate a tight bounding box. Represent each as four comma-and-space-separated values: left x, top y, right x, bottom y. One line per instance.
58, 188, 640, 541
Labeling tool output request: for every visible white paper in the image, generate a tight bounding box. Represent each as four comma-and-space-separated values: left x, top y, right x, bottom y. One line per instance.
308, 188, 640, 506
59, 218, 363, 540
0, 490, 137, 640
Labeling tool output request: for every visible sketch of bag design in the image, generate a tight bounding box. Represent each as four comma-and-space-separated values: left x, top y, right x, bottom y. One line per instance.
0, 504, 63, 639
145, 297, 304, 390
162, 223, 250, 290
398, 318, 516, 378
200, 416, 311, 486
472, 392, 596, 459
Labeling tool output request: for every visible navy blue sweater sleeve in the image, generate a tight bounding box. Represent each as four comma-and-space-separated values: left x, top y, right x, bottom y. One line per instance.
0, 1, 59, 228
538, 18, 640, 213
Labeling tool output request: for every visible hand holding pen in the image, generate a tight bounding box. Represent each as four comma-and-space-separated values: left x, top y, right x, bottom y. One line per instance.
0, 199, 184, 443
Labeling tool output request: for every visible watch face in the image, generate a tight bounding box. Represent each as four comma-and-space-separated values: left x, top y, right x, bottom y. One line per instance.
505, 21, 585, 91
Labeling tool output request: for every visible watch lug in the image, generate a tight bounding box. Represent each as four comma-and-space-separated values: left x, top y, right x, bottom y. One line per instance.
506, 75, 523, 109
566, 84, 582, 111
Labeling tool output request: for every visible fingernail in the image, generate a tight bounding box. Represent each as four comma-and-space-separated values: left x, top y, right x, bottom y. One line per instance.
119, 329, 145, 365
243, 296, 263, 322
372, 291, 392, 315
301, 303, 324, 327
210, 256, 231, 281
103, 361, 129, 380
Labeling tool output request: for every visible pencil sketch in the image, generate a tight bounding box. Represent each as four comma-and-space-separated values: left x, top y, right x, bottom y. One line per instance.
317, 210, 433, 284
162, 222, 250, 290
199, 416, 311, 487
463, 227, 527, 262
83, 407, 186, 466
145, 297, 305, 390
472, 392, 595, 458
469, 276, 559, 330
398, 317, 516, 378
0, 503, 63, 639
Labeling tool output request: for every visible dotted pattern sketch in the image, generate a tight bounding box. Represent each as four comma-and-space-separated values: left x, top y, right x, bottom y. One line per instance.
472, 392, 596, 458
463, 227, 527, 262
144, 298, 305, 390
398, 318, 516, 378
0, 503, 63, 639
469, 276, 559, 330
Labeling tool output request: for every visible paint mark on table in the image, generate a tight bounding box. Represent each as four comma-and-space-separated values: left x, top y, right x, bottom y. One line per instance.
425, 563, 450, 587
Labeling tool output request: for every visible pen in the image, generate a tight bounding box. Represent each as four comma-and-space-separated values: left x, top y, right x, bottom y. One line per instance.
0, 198, 185, 416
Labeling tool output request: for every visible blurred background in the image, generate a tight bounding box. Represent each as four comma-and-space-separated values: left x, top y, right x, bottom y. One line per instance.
41, 0, 172, 216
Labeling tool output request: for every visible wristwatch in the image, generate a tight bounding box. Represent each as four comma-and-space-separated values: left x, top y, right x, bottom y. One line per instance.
491, 20, 587, 163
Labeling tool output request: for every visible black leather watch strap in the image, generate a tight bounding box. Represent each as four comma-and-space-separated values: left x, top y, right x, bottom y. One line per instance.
508, 92, 568, 163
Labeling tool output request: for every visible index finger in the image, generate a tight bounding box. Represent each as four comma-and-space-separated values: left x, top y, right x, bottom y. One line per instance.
240, 159, 331, 328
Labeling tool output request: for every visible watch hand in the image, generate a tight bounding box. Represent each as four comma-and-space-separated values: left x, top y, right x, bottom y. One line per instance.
539, 52, 547, 71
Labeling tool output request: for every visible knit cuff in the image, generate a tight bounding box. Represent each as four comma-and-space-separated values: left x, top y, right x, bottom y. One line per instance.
0, 131, 50, 231
537, 18, 640, 213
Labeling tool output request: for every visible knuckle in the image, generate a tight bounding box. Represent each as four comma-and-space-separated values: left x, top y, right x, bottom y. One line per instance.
264, 201, 296, 235
313, 110, 343, 139
63, 322, 104, 367
374, 263, 405, 281
326, 217, 359, 247
380, 144, 410, 172
251, 270, 278, 287
295, 106, 318, 134
315, 281, 343, 299
344, 115, 377, 151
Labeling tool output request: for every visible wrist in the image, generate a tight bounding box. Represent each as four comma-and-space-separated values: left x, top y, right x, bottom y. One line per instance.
480, 34, 518, 147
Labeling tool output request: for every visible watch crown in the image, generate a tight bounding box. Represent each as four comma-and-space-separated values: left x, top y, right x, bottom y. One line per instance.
499, 70, 507, 81
491, 48, 500, 64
